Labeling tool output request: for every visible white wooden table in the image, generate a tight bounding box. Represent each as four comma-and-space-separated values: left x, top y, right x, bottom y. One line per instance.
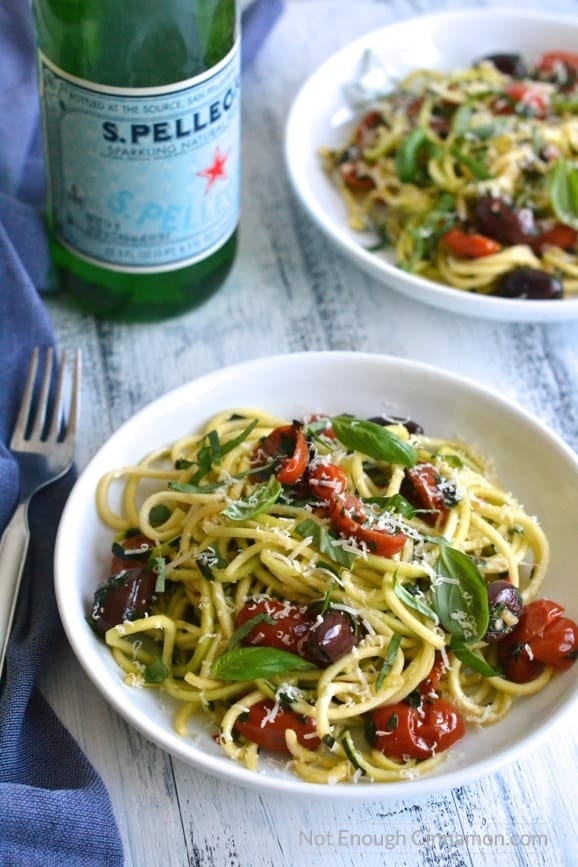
42, 1, 578, 864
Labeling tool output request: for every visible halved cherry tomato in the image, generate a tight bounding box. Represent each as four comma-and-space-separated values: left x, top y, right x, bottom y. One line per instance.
368, 699, 465, 761
494, 83, 549, 118
534, 223, 578, 253
234, 699, 321, 752
400, 463, 450, 528
253, 422, 309, 485
536, 51, 578, 73
236, 597, 313, 656
307, 462, 348, 500
328, 493, 407, 557
442, 228, 501, 259
110, 533, 155, 573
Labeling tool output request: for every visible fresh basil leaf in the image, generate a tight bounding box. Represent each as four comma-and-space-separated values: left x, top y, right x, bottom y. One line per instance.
295, 518, 357, 568
395, 127, 431, 183
432, 542, 489, 642
449, 637, 500, 678
393, 572, 438, 623
211, 646, 315, 681
331, 416, 417, 467
363, 493, 417, 519
376, 633, 401, 691
144, 657, 169, 683
452, 104, 473, 137
450, 146, 491, 180
227, 612, 277, 649
223, 476, 282, 521
221, 418, 259, 456
208, 429, 222, 466
550, 158, 578, 230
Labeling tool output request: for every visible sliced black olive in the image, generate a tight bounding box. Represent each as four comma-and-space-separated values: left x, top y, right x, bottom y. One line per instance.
479, 53, 528, 78
484, 580, 523, 643
494, 267, 564, 300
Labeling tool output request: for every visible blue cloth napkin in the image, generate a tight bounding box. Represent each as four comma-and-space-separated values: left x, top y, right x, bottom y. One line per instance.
0, 1, 284, 864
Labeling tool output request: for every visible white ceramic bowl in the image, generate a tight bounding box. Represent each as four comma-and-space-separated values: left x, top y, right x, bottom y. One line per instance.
285, 9, 578, 321
54, 352, 578, 797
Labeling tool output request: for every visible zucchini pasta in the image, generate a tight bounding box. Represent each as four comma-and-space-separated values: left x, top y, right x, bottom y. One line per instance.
90, 409, 578, 784
321, 50, 578, 299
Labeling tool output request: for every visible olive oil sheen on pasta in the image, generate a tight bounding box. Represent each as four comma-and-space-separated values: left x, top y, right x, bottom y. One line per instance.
33, 0, 240, 320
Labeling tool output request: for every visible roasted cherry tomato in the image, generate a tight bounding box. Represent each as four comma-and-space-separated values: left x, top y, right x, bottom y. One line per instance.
234, 699, 321, 753
339, 164, 376, 189
328, 493, 407, 557
525, 616, 578, 672
254, 422, 309, 485
494, 82, 549, 118
400, 463, 451, 527
90, 566, 157, 636
368, 699, 465, 761
307, 462, 348, 501
110, 532, 155, 573
237, 597, 313, 656
442, 228, 501, 258
536, 51, 578, 73
498, 598, 578, 682
534, 223, 578, 253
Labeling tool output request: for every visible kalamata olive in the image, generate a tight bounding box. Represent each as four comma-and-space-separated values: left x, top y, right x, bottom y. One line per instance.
479, 53, 528, 78
484, 580, 523, 643
89, 566, 157, 635
367, 415, 424, 435
474, 196, 536, 246
304, 605, 360, 667
494, 267, 563, 300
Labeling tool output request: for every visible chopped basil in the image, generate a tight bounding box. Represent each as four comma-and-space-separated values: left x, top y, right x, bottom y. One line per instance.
432, 542, 489, 643
450, 146, 491, 180
395, 127, 435, 183
227, 612, 277, 649
376, 632, 401, 691
331, 416, 417, 467
363, 493, 416, 519
385, 712, 398, 732
195, 545, 228, 581
150, 556, 167, 593
144, 657, 169, 684
295, 518, 357, 568
223, 476, 282, 521
211, 646, 315, 681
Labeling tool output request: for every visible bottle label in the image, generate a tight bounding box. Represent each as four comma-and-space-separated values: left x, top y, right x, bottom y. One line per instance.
38, 44, 240, 273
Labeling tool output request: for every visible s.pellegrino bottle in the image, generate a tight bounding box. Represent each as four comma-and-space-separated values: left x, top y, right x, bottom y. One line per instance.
32, 0, 240, 320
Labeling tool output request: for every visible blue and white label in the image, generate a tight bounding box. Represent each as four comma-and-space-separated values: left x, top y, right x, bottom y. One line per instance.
38, 45, 240, 272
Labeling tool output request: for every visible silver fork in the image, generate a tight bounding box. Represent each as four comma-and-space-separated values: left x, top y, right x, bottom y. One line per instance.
0, 347, 80, 676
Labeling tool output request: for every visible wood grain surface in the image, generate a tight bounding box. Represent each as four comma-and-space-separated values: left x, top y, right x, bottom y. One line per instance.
42, 1, 578, 864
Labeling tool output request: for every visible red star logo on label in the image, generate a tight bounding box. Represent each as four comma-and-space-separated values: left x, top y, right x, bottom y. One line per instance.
196, 147, 229, 194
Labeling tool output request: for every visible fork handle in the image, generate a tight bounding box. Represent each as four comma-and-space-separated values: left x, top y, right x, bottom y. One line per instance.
0, 503, 30, 677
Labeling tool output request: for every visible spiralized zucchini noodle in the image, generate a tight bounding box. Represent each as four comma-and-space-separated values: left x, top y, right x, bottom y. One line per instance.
90, 408, 573, 785
321, 51, 578, 299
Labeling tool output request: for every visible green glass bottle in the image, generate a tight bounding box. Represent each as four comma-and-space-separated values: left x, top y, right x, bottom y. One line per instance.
32, 0, 240, 320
